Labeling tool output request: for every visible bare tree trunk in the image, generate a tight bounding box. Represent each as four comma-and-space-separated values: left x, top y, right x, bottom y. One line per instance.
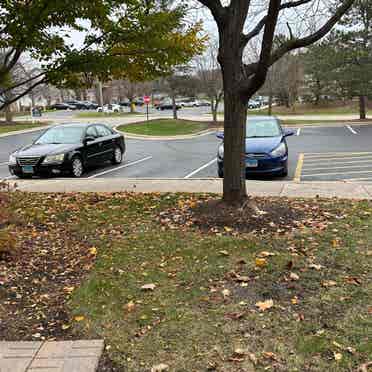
172, 94, 178, 120
359, 95, 367, 119
222, 91, 248, 204
268, 92, 273, 115
5, 105, 13, 122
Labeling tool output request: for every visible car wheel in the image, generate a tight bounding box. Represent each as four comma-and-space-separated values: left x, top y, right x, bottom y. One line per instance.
112, 146, 123, 165
71, 156, 84, 178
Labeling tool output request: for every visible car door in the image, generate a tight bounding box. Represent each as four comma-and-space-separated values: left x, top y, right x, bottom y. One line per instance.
84, 126, 101, 166
96, 125, 115, 161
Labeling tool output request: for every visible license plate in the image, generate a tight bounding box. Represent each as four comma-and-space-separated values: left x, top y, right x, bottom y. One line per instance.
246, 159, 258, 168
22, 165, 34, 174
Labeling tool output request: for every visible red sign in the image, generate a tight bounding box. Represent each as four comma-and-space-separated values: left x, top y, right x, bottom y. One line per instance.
143, 96, 151, 104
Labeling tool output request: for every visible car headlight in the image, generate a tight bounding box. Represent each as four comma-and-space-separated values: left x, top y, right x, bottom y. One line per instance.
270, 142, 287, 157
218, 144, 224, 159
43, 153, 65, 164
9, 154, 17, 165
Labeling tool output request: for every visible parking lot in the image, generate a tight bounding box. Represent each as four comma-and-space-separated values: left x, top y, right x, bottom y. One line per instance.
1, 121, 372, 182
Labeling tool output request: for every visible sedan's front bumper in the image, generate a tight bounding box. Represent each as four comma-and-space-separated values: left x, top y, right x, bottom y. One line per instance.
9, 162, 71, 178
217, 154, 288, 176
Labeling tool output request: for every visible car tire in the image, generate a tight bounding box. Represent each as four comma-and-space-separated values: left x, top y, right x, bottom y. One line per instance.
71, 156, 84, 178
111, 146, 123, 165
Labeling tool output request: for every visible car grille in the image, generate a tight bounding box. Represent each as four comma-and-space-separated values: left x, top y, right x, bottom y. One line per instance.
246, 153, 266, 159
17, 156, 41, 166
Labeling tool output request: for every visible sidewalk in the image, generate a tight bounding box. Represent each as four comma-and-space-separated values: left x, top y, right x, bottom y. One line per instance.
8, 178, 372, 199
0, 340, 103, 372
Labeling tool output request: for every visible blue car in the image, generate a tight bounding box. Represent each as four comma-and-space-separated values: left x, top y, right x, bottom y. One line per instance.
217, 116, 294, 178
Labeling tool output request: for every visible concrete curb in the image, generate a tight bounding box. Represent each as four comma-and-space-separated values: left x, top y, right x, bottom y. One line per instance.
0, 125, 51, 138
5, 178, 372, 200
115, 126, 217, 140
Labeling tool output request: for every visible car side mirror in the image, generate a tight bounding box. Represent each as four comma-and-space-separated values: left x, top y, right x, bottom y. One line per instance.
84, 136, 95, 145
284, 129, 295, 137
216, 132, 224, 140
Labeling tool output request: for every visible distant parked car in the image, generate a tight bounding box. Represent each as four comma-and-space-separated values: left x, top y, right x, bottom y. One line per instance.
156, 102, 181, 111
198, 100, 212, 107
248, 100, 261, 109
96, 104, 123, 113
49, 103, 76, 110
119, 100, 131, 107
81, 101, 99, 110
8, 123, 126, 178
64, 100, 89, 110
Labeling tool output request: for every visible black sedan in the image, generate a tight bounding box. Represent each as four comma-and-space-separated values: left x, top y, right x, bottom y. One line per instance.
8, 124, 126, 178
49, 103, 76, 110
156, 103, 181, 111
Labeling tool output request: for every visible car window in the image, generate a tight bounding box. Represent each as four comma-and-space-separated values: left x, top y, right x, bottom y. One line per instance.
96, 125, 112, 137
35, 127, 85, 144
246, 119, 281, 138
86, 126, 98, 138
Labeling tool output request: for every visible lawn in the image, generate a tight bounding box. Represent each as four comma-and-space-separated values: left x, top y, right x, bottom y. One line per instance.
75, 111, 141, 118
118, 119, 209, 136
1, 192, 371, 371
248, 103, 371, 116
0, 121, 49, 134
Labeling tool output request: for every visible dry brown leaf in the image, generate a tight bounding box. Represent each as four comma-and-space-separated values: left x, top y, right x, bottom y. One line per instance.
151, 363, 169, 372
322, 280, 337, 287
256, 299, 274, 311
258, 251, 275, 258
141, 283, 156, 291
255, 258, 267, 267
289, 272, 300, 281
74, 315, 85, 322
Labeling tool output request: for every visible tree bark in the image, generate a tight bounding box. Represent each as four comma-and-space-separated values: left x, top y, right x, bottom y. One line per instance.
359, 95, 367, 120
5, 105, 13, 123
222, 91, 248, 204
268, 91, 273, 115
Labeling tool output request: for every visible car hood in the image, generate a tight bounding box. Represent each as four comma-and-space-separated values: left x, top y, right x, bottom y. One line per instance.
14, 143, 80, 157
245, 136, 283, 154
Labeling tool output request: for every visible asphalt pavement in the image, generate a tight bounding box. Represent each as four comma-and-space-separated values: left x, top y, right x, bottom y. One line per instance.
1, 117, 372, 182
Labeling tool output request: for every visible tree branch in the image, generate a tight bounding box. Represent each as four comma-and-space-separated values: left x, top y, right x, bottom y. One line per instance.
241, 0, 313, 46
197, 0, 226, 25
242, 0, 355, 84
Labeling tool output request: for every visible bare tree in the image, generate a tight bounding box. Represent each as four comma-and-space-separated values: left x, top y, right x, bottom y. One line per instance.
197, 0, 355, 204
195, 40, 223, 124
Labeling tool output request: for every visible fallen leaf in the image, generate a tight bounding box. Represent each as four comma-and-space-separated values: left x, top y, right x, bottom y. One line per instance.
62, 324, 71, 330
255, 258, 267, 267
219, 250, 229, 256
125, 301, 136, 312
357, 361, 372, 372
225, 311, 246, 320
291, 296, 298, 304
74, 315, 85, 322
89, 247, 97, 255
141, 283, 156, 291
256, 299, 274, 311
309, 263, 322, 270
224, 226, 233, 232
263, 351, 277, 361
333, 352, 342, 361
151, 363, 169, 372
258, 251, 275, 258
222, 289, 231, 297
248, 353, 257, 365
289, 272, 300, 281
322, 280, 337, 287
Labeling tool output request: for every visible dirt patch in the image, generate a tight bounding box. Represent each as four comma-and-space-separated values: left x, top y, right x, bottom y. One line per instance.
158, 196, 341, 235
0, 220, 96, 341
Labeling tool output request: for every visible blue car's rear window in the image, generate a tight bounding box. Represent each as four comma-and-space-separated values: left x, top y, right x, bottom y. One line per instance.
246, 119, 281, 138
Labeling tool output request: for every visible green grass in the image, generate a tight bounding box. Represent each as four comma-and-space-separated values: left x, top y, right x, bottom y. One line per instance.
75, 111, 141, 118
0, 121, 49, 134
12, 193, 371, 371
118, 119, 209, 136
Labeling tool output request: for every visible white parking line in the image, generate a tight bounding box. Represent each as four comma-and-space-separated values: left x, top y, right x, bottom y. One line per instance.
296, 128, 301, 136
87, 156, 153, 179
345, 177, 372, 182
302, 169, 372, 177
346, 125, 358, 134
305, 155, 372, 162
302, 163, 372, 172
184, 158, 217, 179
304, 158, 372, 167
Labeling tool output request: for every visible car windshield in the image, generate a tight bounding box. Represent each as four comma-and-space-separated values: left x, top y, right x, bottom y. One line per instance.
246, 119, 281, 138
35, 127, 84, 144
